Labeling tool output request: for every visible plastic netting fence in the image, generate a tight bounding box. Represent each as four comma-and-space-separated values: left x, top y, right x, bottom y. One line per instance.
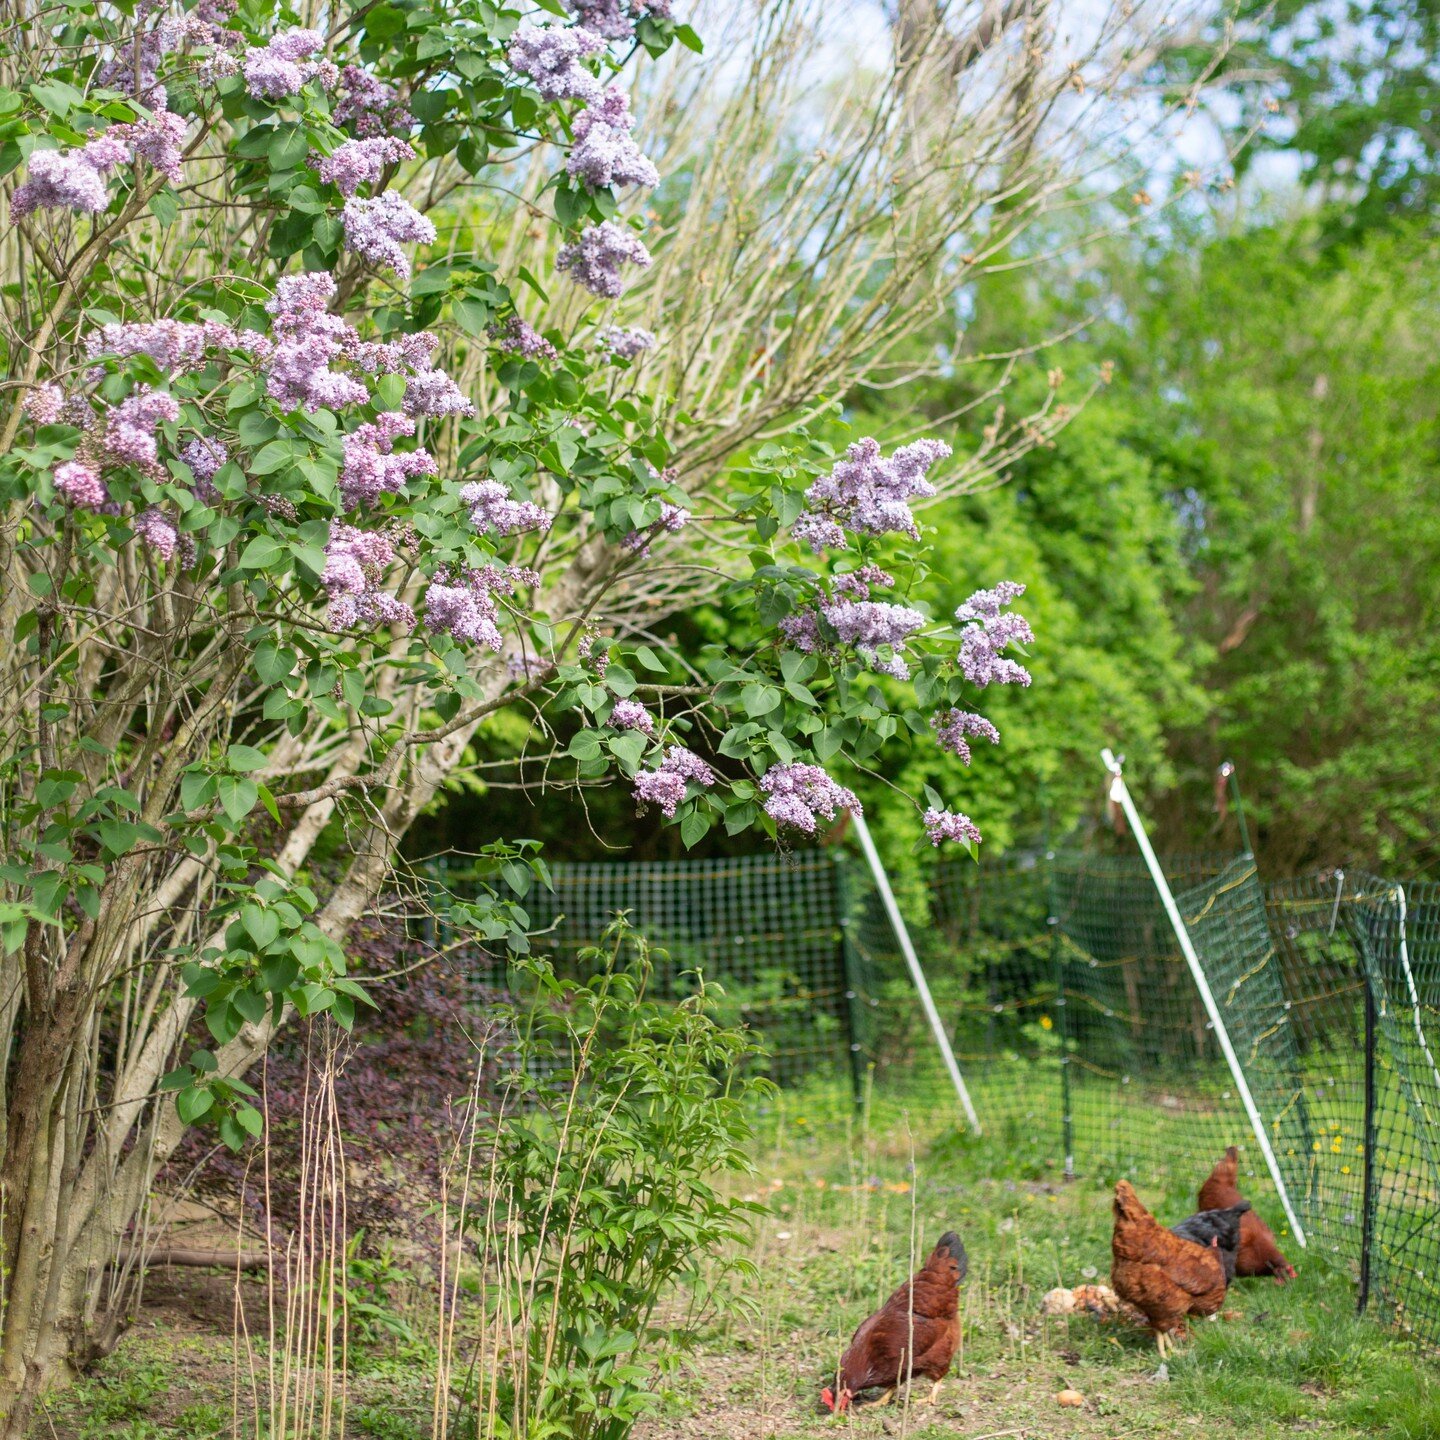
438, 848, 1440, 1346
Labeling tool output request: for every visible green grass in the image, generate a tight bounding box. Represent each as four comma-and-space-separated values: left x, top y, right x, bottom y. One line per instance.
28, 1088, 1440, 1439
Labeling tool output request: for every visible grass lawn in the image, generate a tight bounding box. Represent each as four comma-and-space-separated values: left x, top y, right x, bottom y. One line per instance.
32, 1090, 1440, 1440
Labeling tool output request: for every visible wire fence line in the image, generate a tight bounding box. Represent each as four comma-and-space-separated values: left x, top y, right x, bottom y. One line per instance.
433, 847, 1440, 1347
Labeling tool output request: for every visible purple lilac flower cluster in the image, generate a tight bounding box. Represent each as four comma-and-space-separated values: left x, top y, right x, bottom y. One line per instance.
557, 219, 652, 298
563, 0, 672, 42
342, 192, 436, 277
11, 134, 128, 218
334, 66, 413, 136
931, 708, 1000, 764
316, 137, 415, 196
924, 807, 982, 847
598, 325, 656, 360
54, 460, 108, 509
104, 386, 180, 474
760, 763, 858, 833
96, 5, 239, 105
264, 272, 369, 411
460, 480, 552, 538
488, 316, 559, 362
608, 699, 654, 733
118, 108, 187, 185
134, 507, 186, 563
423, 564, 537, 650
792, 437, 950, 552
955, 581, 1033, 687
24, 383, 63, 426
568, 87, 659, 190
781, 595, 926, 680
322, 523, 415, 631
633, 745, 714, 817
243, 28, 337, 101
180, 437, 227, 501
622, 499, 689, 555
508, 25, 604, 102
87, 318, 264, 375
340, 413, 437, 508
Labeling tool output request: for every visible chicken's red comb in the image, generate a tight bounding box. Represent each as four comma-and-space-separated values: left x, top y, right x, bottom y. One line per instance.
820, 1386, 836, 1412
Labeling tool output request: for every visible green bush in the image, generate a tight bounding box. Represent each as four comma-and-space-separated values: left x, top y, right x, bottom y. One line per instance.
458, 918, 768, 1440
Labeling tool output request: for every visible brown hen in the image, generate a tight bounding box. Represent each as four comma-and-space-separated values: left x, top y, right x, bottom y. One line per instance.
821, 1231, 966, 1412
1111, 1180, 1226, 1358
1198, 1146, 1297, 1282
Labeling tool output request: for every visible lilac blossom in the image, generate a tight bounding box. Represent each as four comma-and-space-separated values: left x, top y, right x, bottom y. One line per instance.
322, 523, 415, 632
508, 25, 604, 102
623, 499, 688, 555
556, 219, 651, 298
263, 272, 369, 412
333, 66, 412, 136
345, 331, 439, 375
54, 460, 108, 509
563, 0, 672, 41
955, 581, 1033, 687
633, 745, 715, 817
116, 107, 187, 185
423, 564, 536, 650
316, 136, 415, 196
403, 367, 474, 419
96, 8, 238, 102
782, 598, 926, 680
460, 479, 552, 538
340, 412, 437, 508
243, 28, 336, 100
931, 709, 1000, 764
180, 437, 227, 501
103, 387, 180, 472
792, 437, 951, 552
342, 192, 435, 277
609, 699, 654, 734
924, 807, 983, 847
134, 507, 181, 562
760, 763, 858, 834
832, 564, 895, 599
86, 318, 263, 375
567, 86, 659, 190
598, 325, 655, 360
488, 316, 558, 361
24, 383, 63, 426
10, 135, 128, 218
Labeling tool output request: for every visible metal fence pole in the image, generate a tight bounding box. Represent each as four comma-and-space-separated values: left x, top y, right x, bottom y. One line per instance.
834, 853, 868, 1113
1359, 964, 1378, 1314
1046, 848, 1074, 1179
849, 807, 982, 1134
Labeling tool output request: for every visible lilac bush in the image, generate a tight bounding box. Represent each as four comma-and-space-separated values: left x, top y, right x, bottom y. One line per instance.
0, 0, 1031, 1416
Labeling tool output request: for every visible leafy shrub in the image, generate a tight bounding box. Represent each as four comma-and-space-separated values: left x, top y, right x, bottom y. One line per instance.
456, 917, 766, 1440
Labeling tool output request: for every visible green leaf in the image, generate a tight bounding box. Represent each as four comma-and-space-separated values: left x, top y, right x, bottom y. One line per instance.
238, 535, 284, 570
242, 904, 280, 949
216, 775, 259, 825
227, 744, 267, 772
176, 1086, 214, 1124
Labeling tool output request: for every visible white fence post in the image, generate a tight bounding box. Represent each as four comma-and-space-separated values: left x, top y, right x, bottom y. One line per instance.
1100, 749, 1307, 1248
849, 807, 982, 1135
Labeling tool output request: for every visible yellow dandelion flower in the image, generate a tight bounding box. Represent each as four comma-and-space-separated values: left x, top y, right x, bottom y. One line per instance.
1341, 1166, 1351, 1175
1040, 1015, 1054, 1031
1313, 1141, 1322, 1152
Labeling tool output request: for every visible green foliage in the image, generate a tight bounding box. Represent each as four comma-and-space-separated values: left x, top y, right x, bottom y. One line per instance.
463, 917, 767, 1440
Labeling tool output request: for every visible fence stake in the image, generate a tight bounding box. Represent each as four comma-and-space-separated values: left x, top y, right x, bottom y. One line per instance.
848, 807, 982, 1134
1393, 883, 1440, 1111
833, 854, 870, 1113
1100, 749, 1307, 1248
1359, 964, 1378, 1314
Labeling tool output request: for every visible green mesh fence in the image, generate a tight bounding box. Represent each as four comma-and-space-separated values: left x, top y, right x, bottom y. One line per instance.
436, 845, 1440, 1346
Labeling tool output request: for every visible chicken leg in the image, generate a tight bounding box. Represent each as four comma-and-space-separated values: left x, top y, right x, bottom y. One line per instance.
855, 1388, 895, 1411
